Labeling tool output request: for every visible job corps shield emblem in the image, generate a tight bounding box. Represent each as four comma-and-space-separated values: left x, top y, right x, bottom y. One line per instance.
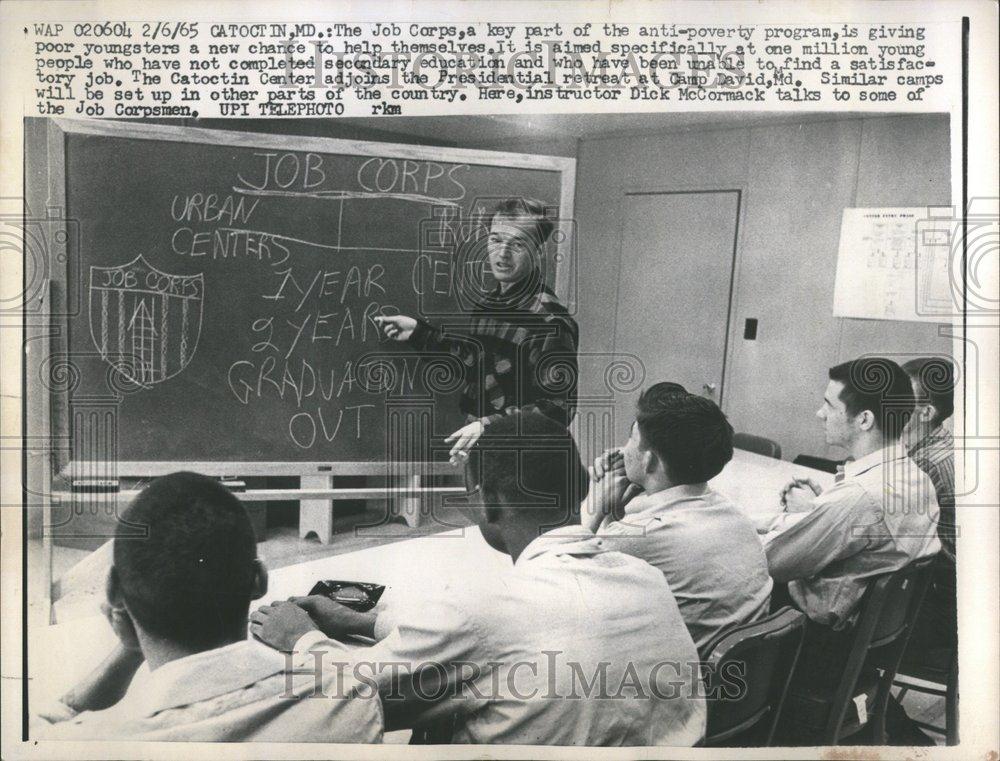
89, 255, 204, 387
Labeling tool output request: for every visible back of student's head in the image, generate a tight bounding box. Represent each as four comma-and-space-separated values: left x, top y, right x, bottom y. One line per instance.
471, 411, 589, 516
641, 381, 688, 402
635, 389, 734, 484
902, 356, 955, 425
114, 471, 258, 650
828, 357, 915, 441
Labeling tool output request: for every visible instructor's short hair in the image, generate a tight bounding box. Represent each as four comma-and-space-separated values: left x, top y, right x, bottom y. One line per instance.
828, 357, 915, 440
635, 389, 734, 484
472, 411, 589, 513
114, 471, 257, 650
902, 356, 955, 425
490, 198, 555, 247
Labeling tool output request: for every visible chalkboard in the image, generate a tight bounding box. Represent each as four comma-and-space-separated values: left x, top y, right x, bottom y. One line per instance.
47, 120, 574, 468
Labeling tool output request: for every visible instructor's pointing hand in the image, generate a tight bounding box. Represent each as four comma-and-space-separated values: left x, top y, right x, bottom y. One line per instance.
374, 314, 417, 341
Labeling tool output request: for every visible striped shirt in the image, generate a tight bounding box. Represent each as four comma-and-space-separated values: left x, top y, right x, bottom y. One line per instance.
410, 281, 578, 427
907, 424, 956, 560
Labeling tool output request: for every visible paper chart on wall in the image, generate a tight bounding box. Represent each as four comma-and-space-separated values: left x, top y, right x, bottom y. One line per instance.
832, 207, 957, 322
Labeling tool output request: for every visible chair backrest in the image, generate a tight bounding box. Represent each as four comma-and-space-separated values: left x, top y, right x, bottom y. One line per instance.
733, 433, 782, 460
791, 454, 843, 474
701, 607, 807, 746
823, 555, 937, 740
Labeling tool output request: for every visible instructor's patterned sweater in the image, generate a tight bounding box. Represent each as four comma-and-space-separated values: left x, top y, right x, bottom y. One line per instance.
409, 282, 578, 427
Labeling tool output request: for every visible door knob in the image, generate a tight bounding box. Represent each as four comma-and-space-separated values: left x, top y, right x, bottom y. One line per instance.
702, 382, 717, 395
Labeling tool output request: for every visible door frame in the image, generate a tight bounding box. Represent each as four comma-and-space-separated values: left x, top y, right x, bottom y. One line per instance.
611, 182, 749, 411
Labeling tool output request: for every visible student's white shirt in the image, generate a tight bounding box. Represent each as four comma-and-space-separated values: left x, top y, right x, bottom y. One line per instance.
296, 526, 706, 746
36, 638, 383, 742
765, 443, 941, 628
595, 483, 773, 651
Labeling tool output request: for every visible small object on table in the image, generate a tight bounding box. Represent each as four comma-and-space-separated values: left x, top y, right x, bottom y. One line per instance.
308, 580, 386, 612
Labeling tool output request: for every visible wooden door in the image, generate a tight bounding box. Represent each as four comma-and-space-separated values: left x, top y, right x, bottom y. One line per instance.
612, 190, 740, 438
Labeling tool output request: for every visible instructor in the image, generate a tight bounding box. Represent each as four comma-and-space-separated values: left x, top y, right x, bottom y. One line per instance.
375, 198, 579, 464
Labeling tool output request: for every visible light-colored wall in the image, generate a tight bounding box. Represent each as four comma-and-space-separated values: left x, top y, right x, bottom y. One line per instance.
572, 114, 952, 461
468, 135, 580, 158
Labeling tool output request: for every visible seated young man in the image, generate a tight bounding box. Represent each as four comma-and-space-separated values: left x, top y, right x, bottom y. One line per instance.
582, 384, 772, 651
902, 356, 956, 560
900, 357, 957, 659
765, 357, 941, 628
36, 472, 382, 742
764, 357, 942, 744
253, 411, 706, 746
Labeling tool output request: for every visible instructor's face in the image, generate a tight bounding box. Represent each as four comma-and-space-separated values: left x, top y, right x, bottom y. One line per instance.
488, 217, 538, 286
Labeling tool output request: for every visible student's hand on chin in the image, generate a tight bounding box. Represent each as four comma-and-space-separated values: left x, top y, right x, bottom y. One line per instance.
591, 449, 624, 482
249, 601, 318, 652
582, 470, 631, 531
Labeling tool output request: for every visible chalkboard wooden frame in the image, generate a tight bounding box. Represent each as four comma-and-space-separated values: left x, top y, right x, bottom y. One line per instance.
40, 118, 577, 478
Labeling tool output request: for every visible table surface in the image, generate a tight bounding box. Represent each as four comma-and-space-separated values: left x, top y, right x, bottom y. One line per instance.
710, 448, 834, 527
29, 449, 830, 707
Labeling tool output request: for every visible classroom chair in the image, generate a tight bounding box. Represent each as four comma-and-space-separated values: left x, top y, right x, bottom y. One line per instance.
892, 646, 958, 744
892, 554, 959, 744
791, 454, 843, 474
408, 714, 458, 744
699, 606, 807, 746
733, 433, 782, 460
777, 555, 936, 745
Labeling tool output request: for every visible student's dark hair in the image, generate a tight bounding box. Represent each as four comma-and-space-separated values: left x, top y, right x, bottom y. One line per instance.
828, 357, 915, 440
469, 411, 589, 516
902, 356, 955, 425
113, 471, 258, 650
635, 390, 734, 484
490, 197, 555, 246
642, 381, 688, 401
